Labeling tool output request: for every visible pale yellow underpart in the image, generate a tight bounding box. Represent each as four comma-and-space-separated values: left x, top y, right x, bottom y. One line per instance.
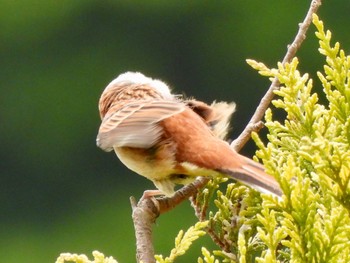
114, 147, 176, 181
180, 162, 222, 178
114, 147, 221, 197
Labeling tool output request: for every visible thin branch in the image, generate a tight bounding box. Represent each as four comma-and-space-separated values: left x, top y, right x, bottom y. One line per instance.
231, 0, 322, 151
206, 224, 231, 252
131, 1, 322, 262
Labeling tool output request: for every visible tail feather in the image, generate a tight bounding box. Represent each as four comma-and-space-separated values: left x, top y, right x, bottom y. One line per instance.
218, 156, 282, 197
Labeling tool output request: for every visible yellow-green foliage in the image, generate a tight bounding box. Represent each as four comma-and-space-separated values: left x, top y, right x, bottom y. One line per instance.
248, 14, 350, 262
155, 221, 208, 263
55, 251, 118, 263
191, 176, 267, 263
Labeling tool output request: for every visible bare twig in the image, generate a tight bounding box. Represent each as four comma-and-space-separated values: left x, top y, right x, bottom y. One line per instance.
206, 223, 231, 252
131, 0, 322, 261
231, 0, 322, 151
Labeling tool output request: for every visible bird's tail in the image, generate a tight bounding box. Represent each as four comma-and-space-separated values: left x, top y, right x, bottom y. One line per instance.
217, 155, 282, 197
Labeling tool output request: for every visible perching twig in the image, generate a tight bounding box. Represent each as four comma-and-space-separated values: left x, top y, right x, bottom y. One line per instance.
131, 1, 322, 262
231, 0, 322, 151
131, 177, 210, 263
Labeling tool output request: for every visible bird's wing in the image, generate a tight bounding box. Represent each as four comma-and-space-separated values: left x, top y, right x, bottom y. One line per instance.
96, 100, 185, 151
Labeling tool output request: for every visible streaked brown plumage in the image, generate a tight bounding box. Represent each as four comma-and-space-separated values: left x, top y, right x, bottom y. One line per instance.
97, 72, 282, 197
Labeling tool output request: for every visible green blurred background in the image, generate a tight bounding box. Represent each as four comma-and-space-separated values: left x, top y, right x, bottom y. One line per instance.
1, 1, 349, 262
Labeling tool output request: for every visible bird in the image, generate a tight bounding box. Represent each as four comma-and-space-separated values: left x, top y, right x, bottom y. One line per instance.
96, 72, 282, 197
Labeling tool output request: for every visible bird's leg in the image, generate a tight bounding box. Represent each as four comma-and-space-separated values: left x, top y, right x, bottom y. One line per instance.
141, 190, 164, 200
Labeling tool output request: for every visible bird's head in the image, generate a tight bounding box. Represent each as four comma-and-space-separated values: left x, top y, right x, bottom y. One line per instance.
98, 72, 175, 119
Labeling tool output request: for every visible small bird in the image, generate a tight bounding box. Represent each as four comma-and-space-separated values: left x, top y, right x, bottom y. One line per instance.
97, 72, 282, 197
